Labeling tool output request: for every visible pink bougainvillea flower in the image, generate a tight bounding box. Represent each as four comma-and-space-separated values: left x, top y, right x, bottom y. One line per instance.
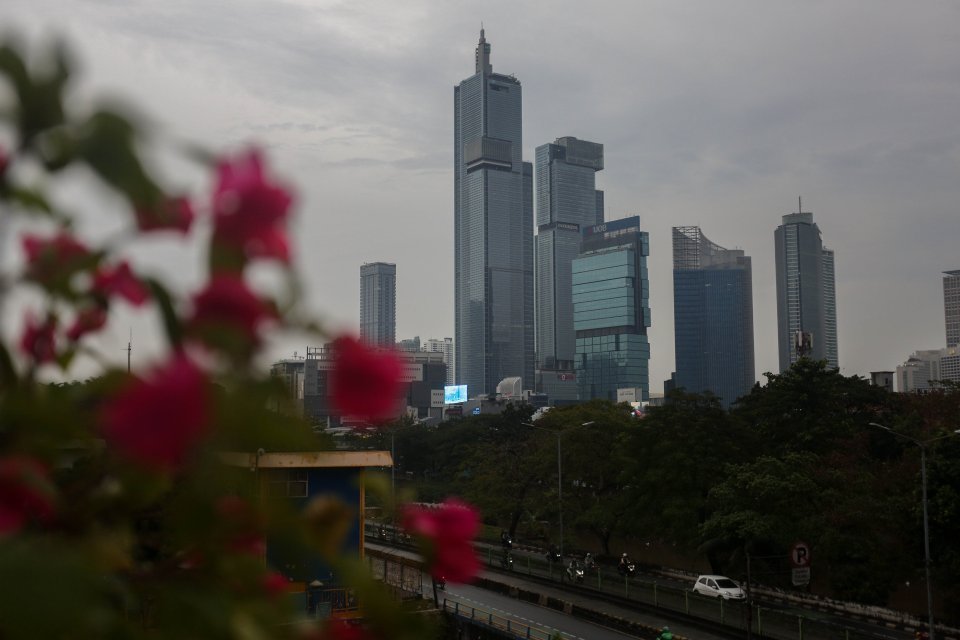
0, 145, 9, 179
99, 354, 211, 472
402, 499, 480, 583
216, 495, 266, 556
93, 261, 150, 306
0, 456, 57, 535
211, 148, 293, 264
186, 274, 275, 348
135, 196, 195, 234
22, 231, 92, 285
19, 313, 57, 364
262, 572, 290, 599
66, 305, 108, 342
329, 336, 404, 424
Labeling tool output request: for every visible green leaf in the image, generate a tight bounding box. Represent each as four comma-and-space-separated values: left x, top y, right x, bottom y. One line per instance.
145, 277, 182, 350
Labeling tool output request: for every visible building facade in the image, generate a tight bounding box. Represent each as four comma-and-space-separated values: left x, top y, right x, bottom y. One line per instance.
672, 226, 755, 407
422, 337, 455, 386
573, 217, 651, 402
774, 207, 837, 371
896, 347, 960, 393
534, 137, 604, 373
454, 30, 534, 396
360, 262, 396, 347
945, 270, 960, 348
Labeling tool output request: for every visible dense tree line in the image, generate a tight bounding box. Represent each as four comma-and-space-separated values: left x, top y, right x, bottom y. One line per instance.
369, 360, 960, 615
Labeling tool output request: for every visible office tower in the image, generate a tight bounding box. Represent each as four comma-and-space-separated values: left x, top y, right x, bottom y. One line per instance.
535, 137, 604, 381
672, 226, 755, 407
774, 204, 837, 371
423, 337, 455, 386
360, 262, 396, 347
945, 270, 960, 347
896, 347, 960, 392
453, 29, 534, 396
397, 336, 421, 352
573, 217, 651, 402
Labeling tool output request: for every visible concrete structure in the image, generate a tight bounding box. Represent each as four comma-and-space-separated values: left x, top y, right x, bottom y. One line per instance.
774, 204, 838, 371
454, 29, 534, 396
945, 270, 960, 348
573, 217, 651, 402
896, 347, 960, 392
870, 371, 895, 392
422, 337, 455, 386
534, 136, 604, 403
672, 226, 755, 407
270, 356, 306, 412
360, 262, 396, 347
397, 336, 421, 352
220, 450, 390, 620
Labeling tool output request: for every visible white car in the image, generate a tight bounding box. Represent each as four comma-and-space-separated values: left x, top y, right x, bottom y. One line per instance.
692, 575, 746, 600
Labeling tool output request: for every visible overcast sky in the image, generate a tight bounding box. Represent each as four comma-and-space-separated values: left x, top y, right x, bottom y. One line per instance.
2, 0, 959, 391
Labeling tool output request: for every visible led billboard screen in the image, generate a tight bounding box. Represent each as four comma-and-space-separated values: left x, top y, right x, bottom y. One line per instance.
444, 384, 468, 404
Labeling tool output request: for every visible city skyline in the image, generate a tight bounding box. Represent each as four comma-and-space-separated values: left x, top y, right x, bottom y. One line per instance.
2, 2, 958, 391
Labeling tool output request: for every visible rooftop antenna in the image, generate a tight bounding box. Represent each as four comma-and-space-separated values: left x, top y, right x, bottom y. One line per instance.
126, 328, 132, 373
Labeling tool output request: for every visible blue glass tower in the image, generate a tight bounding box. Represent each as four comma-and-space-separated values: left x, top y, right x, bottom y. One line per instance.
672, 226, 755, 407
454, 30, 534, 396
573, 217, 651, 402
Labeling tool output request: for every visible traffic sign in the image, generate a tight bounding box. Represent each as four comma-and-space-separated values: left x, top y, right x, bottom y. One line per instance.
791, 567, 811, 586
790, 541, 811, 567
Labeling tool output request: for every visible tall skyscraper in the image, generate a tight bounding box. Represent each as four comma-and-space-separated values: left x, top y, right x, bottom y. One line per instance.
422, 337, 455, 386
573, 217, 651, 402
453, 30, 534, 396
535, 137, 604, 377
774, 204, 838, 371
944, 270, 960, 348
360, 262, 396, 347
672, 226, 755, 407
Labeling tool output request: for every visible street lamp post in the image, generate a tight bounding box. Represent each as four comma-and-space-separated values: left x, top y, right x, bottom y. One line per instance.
522, 421, 594, 562
868, 422, 960, 640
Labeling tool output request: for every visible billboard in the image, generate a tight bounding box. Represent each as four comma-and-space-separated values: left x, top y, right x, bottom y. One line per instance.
444, 384, 468, 404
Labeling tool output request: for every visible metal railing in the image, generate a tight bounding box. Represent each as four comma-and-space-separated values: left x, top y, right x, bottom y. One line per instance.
442, 596, 565, 640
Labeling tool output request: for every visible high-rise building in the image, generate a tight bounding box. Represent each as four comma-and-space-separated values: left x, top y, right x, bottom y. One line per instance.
360, 262, 396, 347
573, 217, 651, 402
944, 270, 960, 348
535, 137, 604, 381
896, 347, 960, 393
453, 29, 534, 396
774, 204, 837, 371
672, 226, 755, 407
422, 337, 455, 386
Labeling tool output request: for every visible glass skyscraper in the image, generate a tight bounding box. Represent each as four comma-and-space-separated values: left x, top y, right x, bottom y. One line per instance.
774, 207, 838, 371
453, 30, 534, 396
672, 226, 755, 407
573, 217, 651, 402
359, 262, 396, 347
944, 270, 960, 348
535, 137, 604, 377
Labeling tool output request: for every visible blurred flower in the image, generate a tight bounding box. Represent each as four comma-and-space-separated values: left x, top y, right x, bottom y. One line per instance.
19, 312, 57, 364
329, 336, 404, 424
0, 456, 57, 535
323, 620, 378, 640
212, 148, 292, 264
66, 305, 108, 341
22, 231, 92, 285
403, 499, 480, 583
135, 196, 194, 234
0, 145, 9, 178
187, 274, 275, 348
100, 354, 211, 471
262, 572, 290, 599
217, 496, 266, 556
93, 261, 150, 306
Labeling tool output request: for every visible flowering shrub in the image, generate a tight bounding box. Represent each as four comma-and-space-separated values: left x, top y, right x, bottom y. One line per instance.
0, 39, 477, 639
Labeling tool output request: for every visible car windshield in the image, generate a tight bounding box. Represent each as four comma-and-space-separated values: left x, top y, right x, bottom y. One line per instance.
715, 579, 739, 589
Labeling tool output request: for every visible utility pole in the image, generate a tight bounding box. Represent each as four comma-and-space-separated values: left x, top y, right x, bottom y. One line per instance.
746, 548, 753, 640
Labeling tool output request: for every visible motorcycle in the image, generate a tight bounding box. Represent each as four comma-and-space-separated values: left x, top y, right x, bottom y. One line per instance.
500, 551, 514, 570
566, 561, 585, 584
500, 532, 513, 549
545, 546, 561, 564
436, 576, 446, 591
583, 554, 598, 574
617, 556, 636, 577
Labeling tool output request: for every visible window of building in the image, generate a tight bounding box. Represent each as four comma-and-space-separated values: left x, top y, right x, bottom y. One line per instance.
267, 469, 309, 498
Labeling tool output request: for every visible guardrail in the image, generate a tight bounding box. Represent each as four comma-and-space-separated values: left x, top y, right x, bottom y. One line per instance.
442, 596, 565, 640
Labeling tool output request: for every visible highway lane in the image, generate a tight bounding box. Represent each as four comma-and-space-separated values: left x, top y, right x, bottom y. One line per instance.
444, 583, 641, 640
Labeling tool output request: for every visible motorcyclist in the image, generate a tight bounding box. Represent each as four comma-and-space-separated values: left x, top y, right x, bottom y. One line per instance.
500, 530, 512, 549
618, 552, 629, 571
657, 626, 673, 640
583, 552, 596, 572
